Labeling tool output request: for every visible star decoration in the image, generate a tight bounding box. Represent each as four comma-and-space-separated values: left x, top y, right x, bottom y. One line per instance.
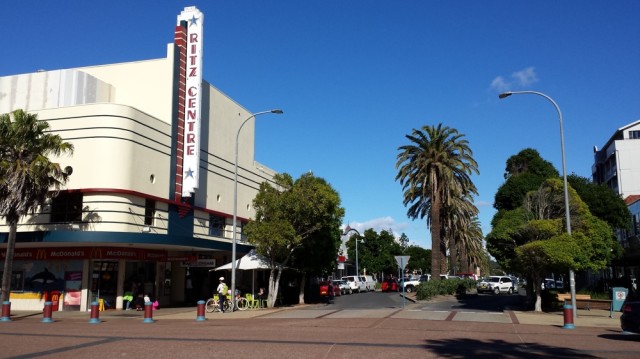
189, 15, 199, 27
185, 168, 194, 178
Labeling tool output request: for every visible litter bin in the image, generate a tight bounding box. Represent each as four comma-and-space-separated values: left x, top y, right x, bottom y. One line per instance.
611, 287, 628, 318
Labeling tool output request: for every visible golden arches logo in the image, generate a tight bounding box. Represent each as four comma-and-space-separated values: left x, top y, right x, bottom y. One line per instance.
90, 248, 103, 259
36, 249, 48, 260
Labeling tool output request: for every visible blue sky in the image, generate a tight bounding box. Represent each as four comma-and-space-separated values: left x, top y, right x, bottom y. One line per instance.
2, 1, 639, 250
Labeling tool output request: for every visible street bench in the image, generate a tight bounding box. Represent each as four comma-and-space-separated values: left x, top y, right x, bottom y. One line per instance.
557, 293, 612, 311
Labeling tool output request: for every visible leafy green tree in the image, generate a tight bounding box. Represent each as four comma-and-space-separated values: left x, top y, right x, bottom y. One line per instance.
494, 149, 559, 211
245, 172, 344, 307
347, 229, 401, 279
405, 245, 431, 274
398, 233, 409, 253
396, 124, 479, 280
487, 178, 618, 311
567, 174, 631, 230
1, 110, 74, 303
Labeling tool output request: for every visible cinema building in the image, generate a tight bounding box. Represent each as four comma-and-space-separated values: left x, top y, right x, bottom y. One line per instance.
0, 7, 277, 311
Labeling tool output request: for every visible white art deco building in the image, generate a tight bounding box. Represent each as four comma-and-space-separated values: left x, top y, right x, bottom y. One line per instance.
0, 7, 278, 311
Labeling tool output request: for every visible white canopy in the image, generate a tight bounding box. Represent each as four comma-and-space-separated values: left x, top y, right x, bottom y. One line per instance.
213, 251, 273, 271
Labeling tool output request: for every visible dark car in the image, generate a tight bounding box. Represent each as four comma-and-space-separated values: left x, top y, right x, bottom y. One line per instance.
621, 294, 640, 334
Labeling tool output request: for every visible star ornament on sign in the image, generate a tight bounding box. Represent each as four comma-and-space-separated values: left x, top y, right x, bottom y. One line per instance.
189, 15, 199, 27
185, 168, 194, 178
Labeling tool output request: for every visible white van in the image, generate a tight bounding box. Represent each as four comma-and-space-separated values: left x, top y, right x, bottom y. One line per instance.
342, 276, 367, 293
361, 275, 376, 292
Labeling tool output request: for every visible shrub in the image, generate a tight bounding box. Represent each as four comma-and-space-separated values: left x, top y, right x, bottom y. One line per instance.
415, 278, 475, 300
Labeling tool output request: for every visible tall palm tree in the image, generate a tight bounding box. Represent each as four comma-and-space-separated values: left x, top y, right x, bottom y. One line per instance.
0, 109, 73, 303
396, 124, 478, 280
443, 193, 479, 274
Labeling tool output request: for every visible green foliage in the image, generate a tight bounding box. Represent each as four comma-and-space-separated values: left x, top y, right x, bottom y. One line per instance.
349, 229, 402, 276
396, 123, 479, 280
415, 278, 476, 300
405, 245, 431, 274
1, 109, 74, 304
494, 148, 559, 211
567, 174, 632, 230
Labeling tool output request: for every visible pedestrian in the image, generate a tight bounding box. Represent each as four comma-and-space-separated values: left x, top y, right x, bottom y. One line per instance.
216, 277, 228, 313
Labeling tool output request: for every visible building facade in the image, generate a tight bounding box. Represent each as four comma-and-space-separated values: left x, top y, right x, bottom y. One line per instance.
592, 119, 640, 287
0, 7, 277, 311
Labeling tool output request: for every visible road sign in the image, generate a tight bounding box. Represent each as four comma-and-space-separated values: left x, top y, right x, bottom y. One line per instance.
395, 256, 410, 270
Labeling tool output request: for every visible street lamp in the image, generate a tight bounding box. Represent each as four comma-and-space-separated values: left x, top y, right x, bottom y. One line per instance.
231, 109, 283, 310
343, 225, 362, 275
499, 90, 576, 320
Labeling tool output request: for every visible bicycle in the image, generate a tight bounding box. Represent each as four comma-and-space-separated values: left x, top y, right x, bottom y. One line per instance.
205, 296, 250, 313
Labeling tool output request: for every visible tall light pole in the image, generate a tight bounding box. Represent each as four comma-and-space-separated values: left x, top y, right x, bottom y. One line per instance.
231, 109, 283, 310
499, 90, 576, 320
343, 225, 362, 275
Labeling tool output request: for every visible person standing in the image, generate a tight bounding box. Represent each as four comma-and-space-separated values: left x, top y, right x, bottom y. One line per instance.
216, 277, 228, 313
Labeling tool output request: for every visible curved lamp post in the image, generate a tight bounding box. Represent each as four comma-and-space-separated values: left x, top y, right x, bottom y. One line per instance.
343, 225, 362, 276
231, 109, 283, 309
499, 90, 576, 320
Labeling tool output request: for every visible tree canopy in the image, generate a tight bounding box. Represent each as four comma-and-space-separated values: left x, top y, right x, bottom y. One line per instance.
245, 172, 344, 307
494, 148, 558, 211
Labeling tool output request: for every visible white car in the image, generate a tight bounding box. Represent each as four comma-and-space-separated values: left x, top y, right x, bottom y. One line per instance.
476, 276, 514, 295
332, 279, 351, 295
342, 276, 367, 293
360, 275, 376, 292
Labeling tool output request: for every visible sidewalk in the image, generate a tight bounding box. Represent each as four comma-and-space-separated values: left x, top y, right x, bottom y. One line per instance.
6, 302, 622, 329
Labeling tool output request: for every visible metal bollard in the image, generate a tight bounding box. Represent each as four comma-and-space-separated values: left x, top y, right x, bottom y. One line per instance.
1, 301, 11, 322
143, 302, 154, 323
88, 301, 101, 324
196, 300, 207, 321
42, 301, 54, 323
562, 304, 575, 329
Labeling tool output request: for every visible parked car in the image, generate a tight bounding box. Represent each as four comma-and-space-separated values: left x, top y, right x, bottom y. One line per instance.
403, 275, 429, 293
332, 279, 350, 295
621, 294, 640, 334
381, 278, 398, 292
319, 281, 340, 298
361, 275, 376, 292
476, 276, 514, 294
342, 276, 367, 293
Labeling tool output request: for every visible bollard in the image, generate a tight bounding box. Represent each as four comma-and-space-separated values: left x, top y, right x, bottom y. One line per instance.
1, 301, 11, 322
562, 304, 575, 329
88, 301, 101, 324
143, 302, 154, 323
42, 301, 54, 323
196, 300, 207, 321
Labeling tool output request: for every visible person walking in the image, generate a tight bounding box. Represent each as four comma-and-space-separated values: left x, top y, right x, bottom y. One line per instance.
216, 277, 228, 313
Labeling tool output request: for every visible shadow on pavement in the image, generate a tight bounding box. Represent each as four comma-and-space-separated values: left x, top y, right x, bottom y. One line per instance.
424, 338, 599, 358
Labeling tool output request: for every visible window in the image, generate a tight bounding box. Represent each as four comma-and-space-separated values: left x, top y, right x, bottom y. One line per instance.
0, 271, 24, 291
630, 130, 640, 139
51, 192, 83, 222
144, 199, 156, 226
208, 214, 225, 237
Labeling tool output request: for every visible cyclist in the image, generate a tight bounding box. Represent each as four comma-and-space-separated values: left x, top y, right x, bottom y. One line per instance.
216, 277, 228, 313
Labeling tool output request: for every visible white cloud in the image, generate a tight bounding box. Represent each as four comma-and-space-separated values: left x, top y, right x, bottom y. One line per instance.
490, 67, 539, 92
490, 76, 509, 92
512, 67, 538, 87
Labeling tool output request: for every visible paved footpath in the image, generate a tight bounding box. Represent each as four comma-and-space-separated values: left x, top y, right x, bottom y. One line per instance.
1, 305, 639, 358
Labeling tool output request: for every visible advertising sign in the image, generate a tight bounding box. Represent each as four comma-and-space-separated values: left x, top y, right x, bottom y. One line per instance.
177, 6, 204, 197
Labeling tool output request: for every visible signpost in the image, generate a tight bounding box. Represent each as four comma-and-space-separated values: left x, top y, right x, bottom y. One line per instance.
395, 256, 410, 308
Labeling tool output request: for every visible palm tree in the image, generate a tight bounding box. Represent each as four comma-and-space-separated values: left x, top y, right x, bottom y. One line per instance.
443, 193, 479, 274
0, 109, 73, 303
396, 124, 478, 280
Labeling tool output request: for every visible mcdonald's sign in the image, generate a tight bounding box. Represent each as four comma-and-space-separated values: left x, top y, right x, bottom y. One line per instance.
90, 248, 103, 259
36, 249, 48, 260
